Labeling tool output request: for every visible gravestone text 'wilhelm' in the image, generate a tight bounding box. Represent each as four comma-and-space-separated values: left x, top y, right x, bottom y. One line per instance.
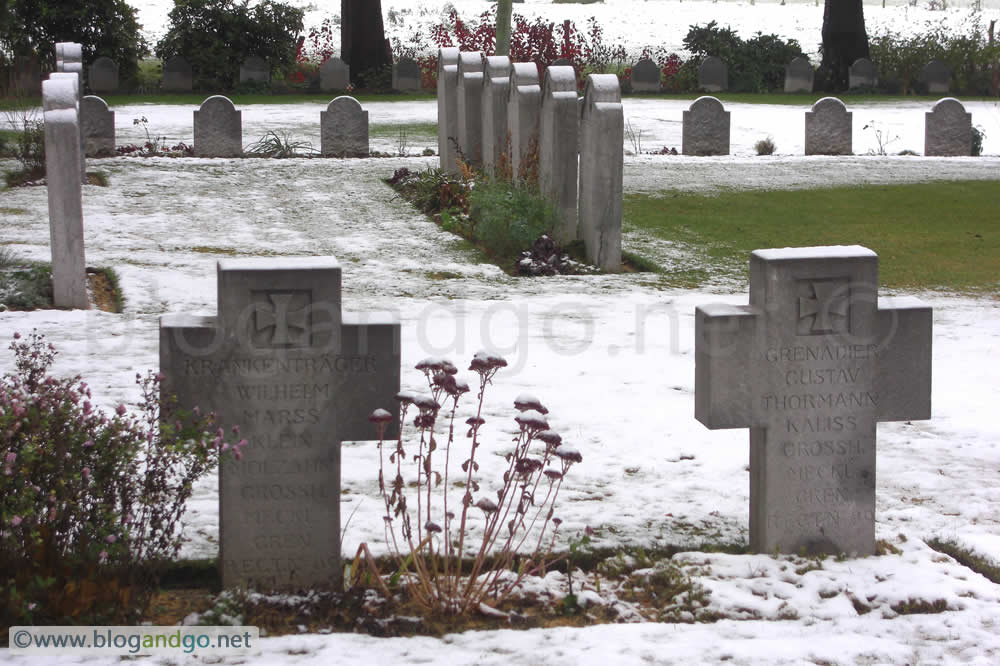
695, 246, 932, 556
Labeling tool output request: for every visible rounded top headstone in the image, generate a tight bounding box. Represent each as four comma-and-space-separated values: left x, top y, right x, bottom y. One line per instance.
457, 51, 484, 76
689, 95, 725, 113
82, 94, 110, 113
164, 55, 192, 73
930, 97, 967, 115
199, 95, 237, 113
851, 57, 875, 75
582, 73, 621, 113
327, 95, 363, 113
91, 56, 117, 70
483, 55, 512, 80
542, 65, 576, 99
438, 47, 460, 74
42, 77, 79, 112
510, 62, 540, 87
810, 96, 848, 115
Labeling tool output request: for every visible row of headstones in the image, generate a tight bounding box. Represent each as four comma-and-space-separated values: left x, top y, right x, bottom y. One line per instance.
87, 55, 423, 93
79, 94, 372, 158
437, 49, 625, 272
660, 56, 953, 94
157, 242, 931, 591
682, 95, 976, 157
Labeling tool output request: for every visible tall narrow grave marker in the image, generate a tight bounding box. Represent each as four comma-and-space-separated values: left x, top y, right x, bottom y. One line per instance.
577, 74, 623, 271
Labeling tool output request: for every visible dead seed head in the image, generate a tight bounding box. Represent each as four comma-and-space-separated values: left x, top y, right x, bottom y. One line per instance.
475, 497, 499, 513
514, 393, 548, 414
469, 350, 508, 373
395, 390, 418, 405
514, 409, 548, 431
555, 445, 583, 464
413, 393, 440, 411
515, 457, 544, 476
537, 430, 562, 446
425, 521, 442, 533
544, 469, 563, 481
368, 408, 393, 423
466, 416, 486, 427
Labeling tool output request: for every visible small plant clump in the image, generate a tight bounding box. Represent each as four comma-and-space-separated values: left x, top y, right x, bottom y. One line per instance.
754, 136, 777, 156
114, 116, 194, 158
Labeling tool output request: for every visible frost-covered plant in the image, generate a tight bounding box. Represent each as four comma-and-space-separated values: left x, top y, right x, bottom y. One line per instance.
368, 352, 581, 614
0, 331, 246, 627
754, 136, 776, 155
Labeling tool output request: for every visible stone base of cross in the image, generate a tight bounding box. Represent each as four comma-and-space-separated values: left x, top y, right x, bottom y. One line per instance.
695, 246, 932, 556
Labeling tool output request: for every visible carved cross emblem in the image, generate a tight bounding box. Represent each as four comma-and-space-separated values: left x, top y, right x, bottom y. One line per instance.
253, 292, 310, 347
797, 279, 849, 335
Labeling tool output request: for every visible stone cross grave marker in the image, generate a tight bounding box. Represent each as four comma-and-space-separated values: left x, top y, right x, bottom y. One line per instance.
392, 57, 421, 91
921, 59, 950, 94
682, 96, 730, 156
578, 74, 623, 271
507, 62, 541, 182
784, 57, 814, 93
321, 96, 369, 157
239, 56, 269, 83
89, 56, 119, 93
925, 98, 972, 157
320, 58, 349, 92
194, 95, 242, 157
42, 77, 88, 309
539, 65, 580, 244
81, 95, 115, 157
849, 58, 876, 89
482, 55, 512, 176
162, 56, 193, 92
457, 51, 485, 167
805, 97, 852, 156
699, 56, 728, 92
437, 47, 460, 173
630, 58, 660, 93
160, 257, 401, 590
53, 45, 86, 178
695, 246, 932, 556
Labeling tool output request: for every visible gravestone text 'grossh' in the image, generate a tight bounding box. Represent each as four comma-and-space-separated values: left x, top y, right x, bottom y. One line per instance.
784, 57, 814, 93
457, 51, 485, 167
481, 55, 512, 176
924, 97, 972, 157
577, 74, 623, 271
849, 58, 877, 90
239, 56, 269, 83
630, 58, 660, 92
42, 77, 88, 310
695, 246, 932, 556
698, 56, 728, 92
682, 96, 730, 156
392, 57, 421, 91
805, 97, 852, 156
194, 95, 242, 158
437, 48, 460, 173
81, 95, 115, 157
321, 96, 369, 157
88, 56, 119, 93
160, 257, 401, 590
539, 65, 580, 244
320, 58, 350, 92
507, 62, 542, 182
162, 56, 193, 92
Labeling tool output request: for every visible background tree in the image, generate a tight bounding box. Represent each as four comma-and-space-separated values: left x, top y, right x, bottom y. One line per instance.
819, 0, 870, 90
0, 0, 148, 87
340, 0, 392, 87
496, 0, 513, 56
156, 0, 304, 91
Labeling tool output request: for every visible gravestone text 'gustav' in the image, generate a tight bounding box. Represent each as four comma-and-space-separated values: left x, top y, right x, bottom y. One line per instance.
849, 58, 877, 89
924, 97, 972, 157
320, 58, 350, 92
630, 58, 660, 92
160, 257, 401, 590
784, 57, 813, 93
805, 97, 852, 156
321, 96, 369, 157
539, 65, 580, 243
578, 74, 623, 271
507, 62, 542, 181
699, 56, 728, 92
42, 77, 88, 309
695, 246, 932, 556
437, 48, 460, 172
921, 59, 950, 94
89, 57, 119, 93
392, 57, 421, 91
239, 56, 269, 83
81, 95, 115, 157
162, 56, 193, 92
457, 51, 485, 166
194, 95, 242, 157
682, 96, 730, 156
481, 55, 512, 176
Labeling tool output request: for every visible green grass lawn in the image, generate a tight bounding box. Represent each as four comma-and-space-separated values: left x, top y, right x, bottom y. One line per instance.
625, 180, 1000, 293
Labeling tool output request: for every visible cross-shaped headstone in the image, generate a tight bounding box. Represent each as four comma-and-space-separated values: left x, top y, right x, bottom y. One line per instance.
695, 246, 932, 556
160, 257, 400, 590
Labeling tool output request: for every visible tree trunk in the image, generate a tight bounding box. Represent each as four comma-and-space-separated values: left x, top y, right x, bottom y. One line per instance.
496, 0, 513, 56
820, 0, 870, 91
341, 0, 391, 86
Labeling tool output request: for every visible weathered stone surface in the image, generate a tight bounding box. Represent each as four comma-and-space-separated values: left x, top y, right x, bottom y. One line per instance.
88, 56, 118, 93
481, 55, 512, 176
578, 74, 623, 271
698, 56, 728, 92
848, 58, 877, 90
239, 56, 269, 83
805, 97, 852, 156
321, 96, 369, 157
507, 62, 541, 181
160, 257, 401, 590
924, 97, 972, 157
194, 95, 242, 158
784, 57, 814, 93
49, 72, 87, 184
320, 58, 349, 92
921, 59, 950, 94
162, 56, 193, 92
457, 51, 485, 166
392, 57, 421, 91
81, 95, 115, 157
437, 48, 460, 172
42, 77, 88, 309
539, 65, 579, 243
630, 58, 660, 92
53, 45, 86, 177
682, 96, 730, 156
695, 246, 932, 556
